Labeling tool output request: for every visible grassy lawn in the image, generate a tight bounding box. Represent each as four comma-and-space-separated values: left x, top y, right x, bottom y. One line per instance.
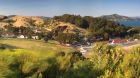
0, 38, 76, 53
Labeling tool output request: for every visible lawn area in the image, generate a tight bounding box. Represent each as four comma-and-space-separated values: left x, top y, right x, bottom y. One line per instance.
0, 38, 76, 53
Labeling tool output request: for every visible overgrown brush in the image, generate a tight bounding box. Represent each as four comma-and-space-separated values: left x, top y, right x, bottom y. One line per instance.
0, 45, 139, 78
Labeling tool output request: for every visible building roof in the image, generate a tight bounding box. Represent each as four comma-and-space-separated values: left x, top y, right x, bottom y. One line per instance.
112, 39, 128, 43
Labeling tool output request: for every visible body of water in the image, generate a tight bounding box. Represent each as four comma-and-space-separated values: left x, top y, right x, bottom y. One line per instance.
119, 20, 140, 26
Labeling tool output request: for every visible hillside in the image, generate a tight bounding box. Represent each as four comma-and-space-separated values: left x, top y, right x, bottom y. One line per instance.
100, 14, 140, 21
53, 14, 128, 39
0, 22, 9, 28
0, 14, 139, 41
0, 15, 86, 34
10, 15, 45, 27
100, 14, 140, 26
46, 20, 87, 34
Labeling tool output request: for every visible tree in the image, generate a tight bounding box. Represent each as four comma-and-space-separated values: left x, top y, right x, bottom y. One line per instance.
56, 32, 80, 44
44, 36, 49, 42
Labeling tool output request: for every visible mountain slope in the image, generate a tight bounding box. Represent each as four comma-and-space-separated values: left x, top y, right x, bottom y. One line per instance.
11, 16, 45, 27
100, 14, 140, 26
0, 15, 86, 35
100, 14, 140, 21
0, 15, 51, 28
47, 20, 87, 34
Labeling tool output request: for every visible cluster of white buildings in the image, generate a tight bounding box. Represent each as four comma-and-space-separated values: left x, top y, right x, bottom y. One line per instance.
1, 33, 39, 40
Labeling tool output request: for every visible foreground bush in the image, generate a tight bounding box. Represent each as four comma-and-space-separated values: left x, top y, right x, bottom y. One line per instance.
0, 45, 139, 78
90, 44, 140, 78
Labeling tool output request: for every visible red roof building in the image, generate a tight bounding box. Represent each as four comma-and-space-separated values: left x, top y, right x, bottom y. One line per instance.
111, 39, 128, 44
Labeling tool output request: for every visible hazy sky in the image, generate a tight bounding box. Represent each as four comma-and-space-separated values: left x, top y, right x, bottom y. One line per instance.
0, 0, 139, 17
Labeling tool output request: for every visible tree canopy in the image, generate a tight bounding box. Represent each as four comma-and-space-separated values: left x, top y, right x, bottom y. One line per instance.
54, 14, 128, 39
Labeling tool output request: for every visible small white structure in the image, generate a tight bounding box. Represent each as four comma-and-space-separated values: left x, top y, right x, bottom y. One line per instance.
80, 47, 87, 55
65, 44, 71, 47
80, 46, 92, 55
32, 36, 39, 40
17, 35, 25, 39
134, 39, 138, 41
1, 33, 15, 38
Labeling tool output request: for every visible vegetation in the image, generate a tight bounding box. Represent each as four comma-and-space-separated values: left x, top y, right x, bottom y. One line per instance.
0, 14, 139, 78
54, 14, 128, 39
0, 41, 139, 78
127, 26, 140, 39
56, 32, 80, 44
0, 39, 75, 53
0, 14, 139, 44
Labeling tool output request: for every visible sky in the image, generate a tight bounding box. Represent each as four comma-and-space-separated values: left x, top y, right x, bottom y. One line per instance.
0, 0, 140, 17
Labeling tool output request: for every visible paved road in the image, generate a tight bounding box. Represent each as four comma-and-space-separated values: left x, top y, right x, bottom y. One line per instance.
123, 41, 140, 50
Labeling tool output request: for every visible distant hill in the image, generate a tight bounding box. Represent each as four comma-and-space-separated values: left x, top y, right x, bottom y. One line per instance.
47, 20, 87, 34
0, 15, 7, 20
11, 16, 45, 27
0, 15, 51, 27
0, 15, 86, 35
0, 14, 139, 40
100, 14, 140, 26
100, 14, 140, 21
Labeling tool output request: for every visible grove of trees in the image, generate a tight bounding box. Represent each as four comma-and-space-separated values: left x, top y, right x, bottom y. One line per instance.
54, 14, 128, 40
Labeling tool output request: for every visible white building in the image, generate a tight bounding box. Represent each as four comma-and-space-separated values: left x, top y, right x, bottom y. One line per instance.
17, 35, 25, 39
1, 33, 15, 38
32, 36, 39, 40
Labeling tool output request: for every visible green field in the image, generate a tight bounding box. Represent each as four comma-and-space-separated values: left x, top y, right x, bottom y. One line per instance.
0, 38, 76, 53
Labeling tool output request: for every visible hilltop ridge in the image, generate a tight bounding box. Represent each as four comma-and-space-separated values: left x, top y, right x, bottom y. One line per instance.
100, 14, 140, 21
